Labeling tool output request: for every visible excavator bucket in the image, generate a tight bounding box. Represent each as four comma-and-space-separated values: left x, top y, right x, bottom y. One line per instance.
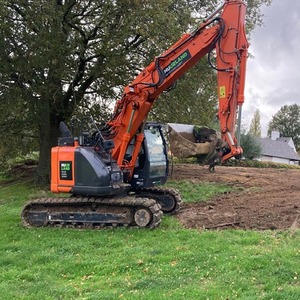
167, 123, 226, 165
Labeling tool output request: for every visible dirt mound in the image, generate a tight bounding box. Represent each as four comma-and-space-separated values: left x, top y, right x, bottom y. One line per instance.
172, 164, 300, 230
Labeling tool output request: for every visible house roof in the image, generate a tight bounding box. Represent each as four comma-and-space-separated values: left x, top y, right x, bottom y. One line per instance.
257, 137, 300, 161
276, 137, 292, 143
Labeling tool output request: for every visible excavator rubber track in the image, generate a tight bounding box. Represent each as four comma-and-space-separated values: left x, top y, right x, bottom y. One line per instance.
132, 187, 181, 214
21, 196, 163, 229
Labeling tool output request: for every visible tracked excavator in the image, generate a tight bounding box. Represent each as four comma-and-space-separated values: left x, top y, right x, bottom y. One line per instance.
22, 0, 249, 229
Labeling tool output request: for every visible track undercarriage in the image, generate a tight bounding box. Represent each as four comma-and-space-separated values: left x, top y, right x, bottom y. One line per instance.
132, 187, 181, 214
21, 188, 181, 229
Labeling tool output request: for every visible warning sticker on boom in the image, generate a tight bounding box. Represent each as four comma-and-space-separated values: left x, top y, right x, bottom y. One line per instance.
219, 86, 226, 98
163, 50, 191, 77
60, 161, 72, 180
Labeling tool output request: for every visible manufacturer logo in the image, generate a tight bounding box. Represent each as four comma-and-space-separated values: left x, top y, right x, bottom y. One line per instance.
163, 50, 191, 77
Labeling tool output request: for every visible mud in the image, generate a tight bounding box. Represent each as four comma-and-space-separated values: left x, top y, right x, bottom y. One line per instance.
172, 164, 300, 230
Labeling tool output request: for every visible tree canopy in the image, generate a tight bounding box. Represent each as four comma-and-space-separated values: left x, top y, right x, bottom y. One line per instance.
248, 109, 261, 137
0, 0, 272, 181
268, 104, 300, 150
240, 134, 262, 160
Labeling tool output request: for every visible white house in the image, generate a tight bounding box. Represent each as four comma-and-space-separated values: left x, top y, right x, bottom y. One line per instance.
256, 131, 300, 165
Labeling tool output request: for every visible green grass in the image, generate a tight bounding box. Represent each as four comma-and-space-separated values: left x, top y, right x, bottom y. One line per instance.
166, 180, 232, 203
0, 180, 299, 299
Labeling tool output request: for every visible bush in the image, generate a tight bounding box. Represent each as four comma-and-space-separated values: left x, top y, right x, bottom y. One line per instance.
172, 156, 300, 170
224, 159, 300, 169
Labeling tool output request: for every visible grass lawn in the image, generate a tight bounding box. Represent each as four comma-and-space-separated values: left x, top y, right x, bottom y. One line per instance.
0, 179, 299, 300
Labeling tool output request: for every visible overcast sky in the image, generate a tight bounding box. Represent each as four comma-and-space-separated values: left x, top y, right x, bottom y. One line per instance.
243, 0, 300, 136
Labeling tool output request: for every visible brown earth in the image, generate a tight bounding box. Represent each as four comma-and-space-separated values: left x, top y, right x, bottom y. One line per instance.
171, 164, 300, 231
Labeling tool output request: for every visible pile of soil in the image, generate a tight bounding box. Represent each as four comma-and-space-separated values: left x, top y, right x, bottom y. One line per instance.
172, 164, 300, 230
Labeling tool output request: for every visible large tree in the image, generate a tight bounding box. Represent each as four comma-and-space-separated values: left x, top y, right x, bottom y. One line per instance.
268, 104, 300, 150
248, 109, 261, 137
0, 0, 193, 181
0, 0, 272, 182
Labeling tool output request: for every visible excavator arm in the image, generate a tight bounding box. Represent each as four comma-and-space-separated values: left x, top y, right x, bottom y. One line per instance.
215, 1, 248, 162
105, 0, 249, 175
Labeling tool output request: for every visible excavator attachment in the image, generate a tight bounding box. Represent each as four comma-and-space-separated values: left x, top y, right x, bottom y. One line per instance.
167, 123, 228, 167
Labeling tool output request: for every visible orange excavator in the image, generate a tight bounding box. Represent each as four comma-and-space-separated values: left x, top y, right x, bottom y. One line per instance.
22, 0, 249, 229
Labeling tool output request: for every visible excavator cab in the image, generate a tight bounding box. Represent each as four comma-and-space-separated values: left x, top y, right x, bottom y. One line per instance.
130, 123, 169, 189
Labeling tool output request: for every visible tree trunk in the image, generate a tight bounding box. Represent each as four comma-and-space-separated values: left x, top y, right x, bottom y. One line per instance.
36, 97, 51, 185
35, 95, 61, 186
